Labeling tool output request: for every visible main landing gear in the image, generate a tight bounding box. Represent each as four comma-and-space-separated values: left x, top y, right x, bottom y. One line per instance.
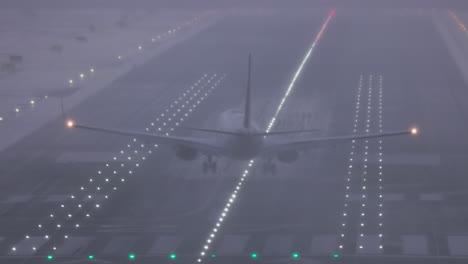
262, 158, 277, 175
202, 155, 217, 173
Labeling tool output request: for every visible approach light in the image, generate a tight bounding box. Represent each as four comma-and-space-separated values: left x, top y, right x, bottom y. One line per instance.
410, 127, 418, 135
66, 120, 74, 128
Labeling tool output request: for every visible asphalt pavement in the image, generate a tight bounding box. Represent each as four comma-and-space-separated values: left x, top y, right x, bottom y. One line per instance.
0, 8, 467, 264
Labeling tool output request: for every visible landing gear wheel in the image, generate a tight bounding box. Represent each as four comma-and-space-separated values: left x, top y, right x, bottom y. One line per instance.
263, 162, 276, 175
202, 160, 217, 173
271, 163, 277, 175
210, 161, 217, 173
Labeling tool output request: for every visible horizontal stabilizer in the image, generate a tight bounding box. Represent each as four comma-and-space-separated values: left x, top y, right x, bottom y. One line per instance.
256, 129, 320, 136
180, 127, 320, 136
180, 127, 244, 136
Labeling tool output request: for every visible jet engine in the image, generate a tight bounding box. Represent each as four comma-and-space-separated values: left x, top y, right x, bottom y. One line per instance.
176, 146, 198, 161
277, 150, 298, 163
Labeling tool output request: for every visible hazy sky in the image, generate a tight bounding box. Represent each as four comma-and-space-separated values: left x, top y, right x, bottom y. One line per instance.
1, 0, 467, 9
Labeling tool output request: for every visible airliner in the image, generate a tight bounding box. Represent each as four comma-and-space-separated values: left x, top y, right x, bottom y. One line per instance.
66, 55, 418, 173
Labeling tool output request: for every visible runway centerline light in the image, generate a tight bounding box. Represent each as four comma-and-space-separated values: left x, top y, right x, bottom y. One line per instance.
251, 253, 258, 259
47, 255, 54, 260
292, 252, 300, 258
128, 253, 135, 260
333, 254, 340, 258
170, 253, 177, 259
88, 255, 94, 259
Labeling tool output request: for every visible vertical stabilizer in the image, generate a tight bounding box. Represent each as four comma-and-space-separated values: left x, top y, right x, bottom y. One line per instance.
243, 54, 252, 129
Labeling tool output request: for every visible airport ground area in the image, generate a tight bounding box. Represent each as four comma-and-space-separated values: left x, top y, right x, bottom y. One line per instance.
1, 7, 468, 264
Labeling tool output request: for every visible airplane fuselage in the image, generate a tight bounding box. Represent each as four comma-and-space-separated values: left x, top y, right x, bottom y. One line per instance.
224, 130, 264, 160
218, 109, 264, 160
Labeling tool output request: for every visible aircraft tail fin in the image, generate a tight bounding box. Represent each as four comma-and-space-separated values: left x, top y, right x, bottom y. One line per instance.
243, 54, 252, 129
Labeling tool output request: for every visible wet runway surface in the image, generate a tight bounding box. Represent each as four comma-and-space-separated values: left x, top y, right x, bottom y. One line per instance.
1, 9, 468, 264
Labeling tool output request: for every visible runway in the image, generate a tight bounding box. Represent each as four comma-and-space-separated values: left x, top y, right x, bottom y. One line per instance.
1, 8, 468, 264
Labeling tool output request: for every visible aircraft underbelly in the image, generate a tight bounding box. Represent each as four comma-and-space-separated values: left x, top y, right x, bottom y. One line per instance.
226, 135, 263, 160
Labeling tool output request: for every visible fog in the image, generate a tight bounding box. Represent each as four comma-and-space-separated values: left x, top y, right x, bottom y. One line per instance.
1, 2, 468, 264
2, 0, 468, 9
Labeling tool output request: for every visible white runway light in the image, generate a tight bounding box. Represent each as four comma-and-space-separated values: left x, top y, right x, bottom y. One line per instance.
0, 13, 212, 128
340, 74, 364, 251
343, 74, 388, 251
196, 9, 336, 263
24, 73, 226, 254
377, 75, 385, 250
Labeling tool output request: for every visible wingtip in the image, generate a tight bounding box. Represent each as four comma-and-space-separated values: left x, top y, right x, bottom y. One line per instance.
66, 120, 75, 128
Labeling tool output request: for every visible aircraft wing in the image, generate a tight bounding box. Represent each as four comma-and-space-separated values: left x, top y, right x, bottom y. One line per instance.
261, 129, 417, 155
67, 122, 226, 156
